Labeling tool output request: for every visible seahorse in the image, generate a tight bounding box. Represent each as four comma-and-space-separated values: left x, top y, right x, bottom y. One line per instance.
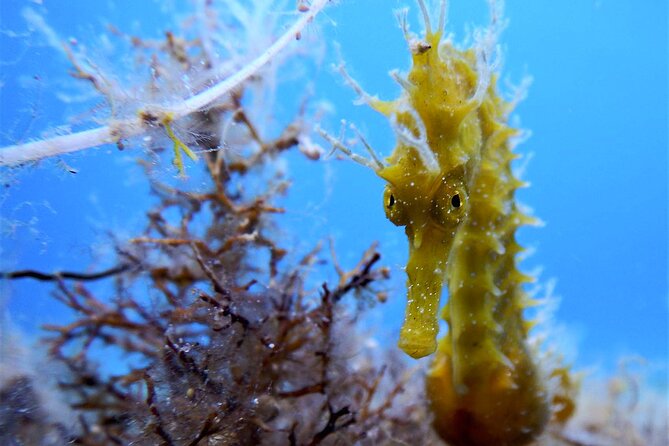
328, 1, 577, 444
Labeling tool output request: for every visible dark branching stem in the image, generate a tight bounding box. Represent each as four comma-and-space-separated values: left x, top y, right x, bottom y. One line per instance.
144, 372, 176, 446
328, 252, 381, 302
188, 412, 220, 446
309, 404, 355, 446
1, 263, 133, 282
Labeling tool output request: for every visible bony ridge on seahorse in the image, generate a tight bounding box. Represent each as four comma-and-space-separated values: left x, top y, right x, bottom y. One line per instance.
324, 0, 577, 444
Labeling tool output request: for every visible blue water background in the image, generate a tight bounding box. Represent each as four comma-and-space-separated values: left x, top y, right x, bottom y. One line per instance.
0, 0, 666, 386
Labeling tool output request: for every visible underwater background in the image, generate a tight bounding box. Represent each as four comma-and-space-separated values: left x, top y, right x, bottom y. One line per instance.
0, 0, 667, 442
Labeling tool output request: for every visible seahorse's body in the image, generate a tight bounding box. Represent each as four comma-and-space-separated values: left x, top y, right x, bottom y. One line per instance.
360, 2, 573, 444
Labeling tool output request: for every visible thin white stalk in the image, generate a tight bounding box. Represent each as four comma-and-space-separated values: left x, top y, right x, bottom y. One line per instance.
0, 0, 329, 166
335, 63, 377, 106
437, 0, 448, 34
416, 0, 432, 35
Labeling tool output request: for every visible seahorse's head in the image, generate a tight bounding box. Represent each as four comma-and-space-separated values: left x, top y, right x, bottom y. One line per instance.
371, 27, 481, 357
366, 6, 484, 358
381, 161, 467, 239
378, 153, 468, 358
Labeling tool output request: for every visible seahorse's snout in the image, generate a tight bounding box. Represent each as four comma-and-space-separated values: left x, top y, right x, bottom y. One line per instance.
398, 224, 451, 358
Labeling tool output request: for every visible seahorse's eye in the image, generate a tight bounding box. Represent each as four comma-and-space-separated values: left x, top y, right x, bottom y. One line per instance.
432, 181, 466, 228
383, 186, 409, 227
451, 194, 461, 208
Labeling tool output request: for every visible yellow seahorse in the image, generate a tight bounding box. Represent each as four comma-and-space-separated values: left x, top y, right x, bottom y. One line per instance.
326, 1, 576, 444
